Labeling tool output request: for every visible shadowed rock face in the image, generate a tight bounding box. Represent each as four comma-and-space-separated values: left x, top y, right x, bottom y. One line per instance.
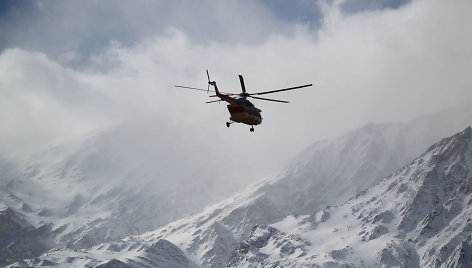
228, 224, 310, 267
96, 259, 132, 268
0, 207, 54, 266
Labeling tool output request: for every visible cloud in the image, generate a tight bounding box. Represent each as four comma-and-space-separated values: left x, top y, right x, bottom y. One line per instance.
339, 0, 411, 13
0, 49, 113, 157
0, 0, 287, 67
0, 0, 471, 177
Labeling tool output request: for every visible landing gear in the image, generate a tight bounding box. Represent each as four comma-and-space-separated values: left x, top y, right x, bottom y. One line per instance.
250, 126, 254, 132
226, 122, 231, 128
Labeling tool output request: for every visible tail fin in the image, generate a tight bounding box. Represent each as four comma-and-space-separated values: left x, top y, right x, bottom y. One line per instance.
209, 81, 220, 96
206, 70, 221, 96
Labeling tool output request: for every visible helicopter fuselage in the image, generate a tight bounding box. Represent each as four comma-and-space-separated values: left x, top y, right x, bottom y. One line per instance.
211, 82, 262, 127
227, 98, 262, 126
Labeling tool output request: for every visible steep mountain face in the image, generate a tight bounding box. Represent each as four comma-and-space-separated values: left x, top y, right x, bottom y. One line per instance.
1, 104, 471, 266
267, 102, 472, 219
261, 123, 403, 217
6, 183, 268, 267
17, 126, 472, 268
136, 123, 417, 267
0, 158, 57, 265
27, 124, 470, 268
148, 121, 472, 268
0, 121, 245, 265
229, 127, 472, 267
0, 206, 54, 266
8, 238, 200, 268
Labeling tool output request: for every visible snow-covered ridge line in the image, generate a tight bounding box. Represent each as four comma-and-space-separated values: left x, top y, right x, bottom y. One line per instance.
1, 103, 471, 266
31, 125, 470, 267
230, 126, 472, 267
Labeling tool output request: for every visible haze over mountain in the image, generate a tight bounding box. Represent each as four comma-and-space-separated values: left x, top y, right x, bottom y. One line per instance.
0, 120, 252, 257
229, 126, 472, 267
1, 103, 471, 267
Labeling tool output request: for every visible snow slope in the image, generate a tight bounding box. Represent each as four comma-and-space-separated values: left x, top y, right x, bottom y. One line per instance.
144, 112, 472, 267
0, 121, 247, 265
1, 104, 471, 266
229, 127, 472, 267
132, 122, 422, 267
8, 238, 200, 268
22, 123, 472, 268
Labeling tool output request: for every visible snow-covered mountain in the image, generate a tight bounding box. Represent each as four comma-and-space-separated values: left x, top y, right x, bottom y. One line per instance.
0, 121, 247, 266
1, 103, 471, 267
8, 237, 200, 268
134, 107, 471, 267
228, 126, 472, 267
27, 126, 472, 268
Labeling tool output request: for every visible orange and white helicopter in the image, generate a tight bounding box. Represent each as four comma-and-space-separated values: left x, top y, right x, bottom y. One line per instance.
175, 70, 312, 132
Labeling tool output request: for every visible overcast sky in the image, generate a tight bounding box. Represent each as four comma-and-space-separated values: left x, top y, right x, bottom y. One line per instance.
1, 0, 471, 179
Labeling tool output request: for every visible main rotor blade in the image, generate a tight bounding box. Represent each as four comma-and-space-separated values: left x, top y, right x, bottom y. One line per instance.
175, 85, 216, 93
249, 84, 313, 96
175, 85, 237, 95
206, 99, 221, 104
209, 94, 238, 97
250, 96, 289, 103
206, 70, 210, 82
239, 75, 247, 93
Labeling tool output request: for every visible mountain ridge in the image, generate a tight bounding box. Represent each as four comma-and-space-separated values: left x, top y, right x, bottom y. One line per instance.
228, 126, 472, 267
1, 103, 471, 266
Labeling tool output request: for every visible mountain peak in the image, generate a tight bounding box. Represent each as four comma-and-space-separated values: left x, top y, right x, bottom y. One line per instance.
228, 126, 472, 267
464, 126, 472, 136
424, 126, 471, 163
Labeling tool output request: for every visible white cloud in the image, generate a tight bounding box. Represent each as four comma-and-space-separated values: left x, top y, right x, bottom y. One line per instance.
0, 49, 112, 157
0, 0, 471, 176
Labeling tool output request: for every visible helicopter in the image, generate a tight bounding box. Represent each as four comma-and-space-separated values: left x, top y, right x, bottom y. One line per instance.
175, 70, 312, 132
